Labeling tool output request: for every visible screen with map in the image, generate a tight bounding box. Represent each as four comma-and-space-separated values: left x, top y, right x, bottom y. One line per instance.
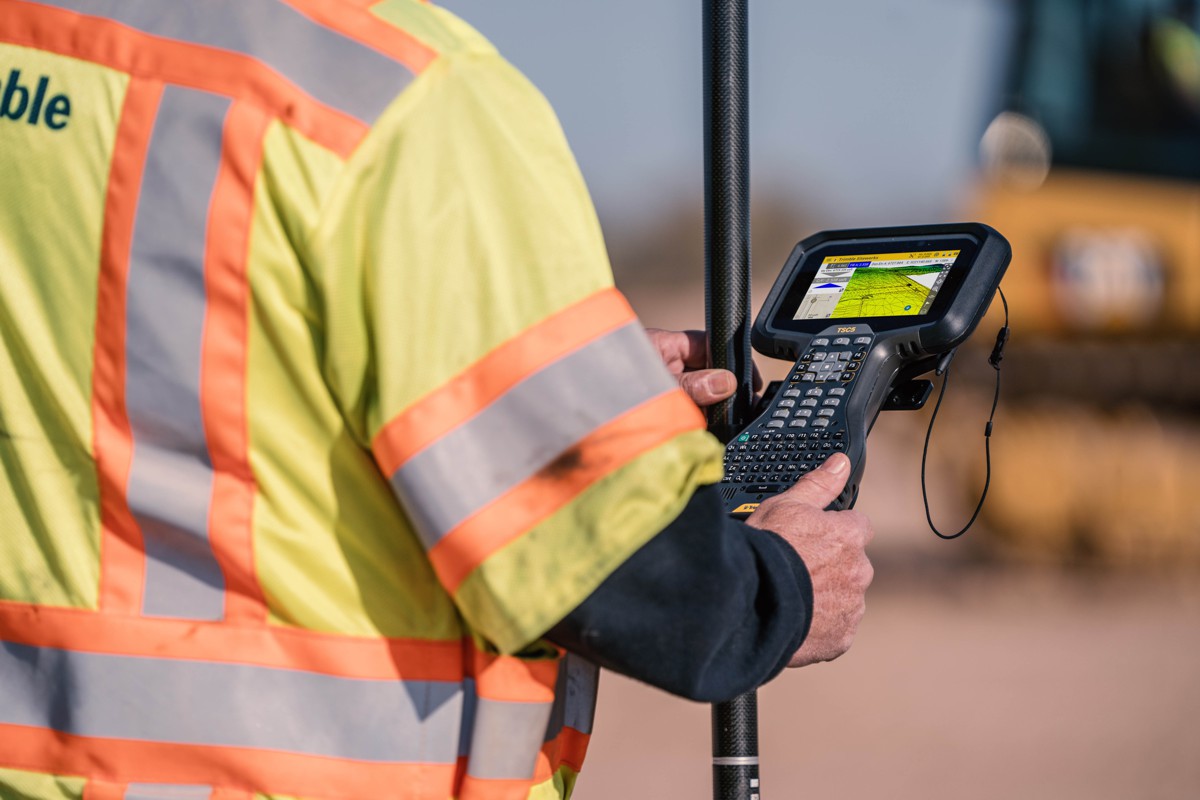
791, 250, 958, 320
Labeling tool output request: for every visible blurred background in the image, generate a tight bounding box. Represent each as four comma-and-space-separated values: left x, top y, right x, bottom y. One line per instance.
443, 1, 1200, 797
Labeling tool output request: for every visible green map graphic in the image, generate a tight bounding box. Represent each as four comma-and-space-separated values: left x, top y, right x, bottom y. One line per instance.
830, 265, 945, 318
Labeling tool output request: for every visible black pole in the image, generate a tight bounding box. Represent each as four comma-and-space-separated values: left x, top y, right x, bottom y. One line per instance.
704, 0, 755, 445
703, 2, 760, 800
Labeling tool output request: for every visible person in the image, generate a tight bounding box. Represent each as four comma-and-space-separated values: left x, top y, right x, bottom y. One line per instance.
0, 2, 872, 799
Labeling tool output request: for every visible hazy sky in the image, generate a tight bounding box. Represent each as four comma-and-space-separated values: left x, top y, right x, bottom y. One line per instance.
441, 1, 1014, 230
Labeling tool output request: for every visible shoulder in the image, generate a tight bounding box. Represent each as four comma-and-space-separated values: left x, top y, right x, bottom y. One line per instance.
356, 0, 499, 66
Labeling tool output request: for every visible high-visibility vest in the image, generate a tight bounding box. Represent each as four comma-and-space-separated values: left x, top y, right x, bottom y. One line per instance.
0, 1, 724, 798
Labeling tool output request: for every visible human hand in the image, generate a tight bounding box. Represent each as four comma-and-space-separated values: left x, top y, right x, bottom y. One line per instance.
744, 453, 874, 667
645, 328, 761, 408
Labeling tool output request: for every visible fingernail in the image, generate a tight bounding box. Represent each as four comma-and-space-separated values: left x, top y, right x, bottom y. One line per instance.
824, 453, 849, 474
708, 371, 736, 394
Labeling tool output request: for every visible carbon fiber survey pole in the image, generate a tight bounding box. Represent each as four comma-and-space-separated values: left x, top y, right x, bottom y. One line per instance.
703, 1, 760, 800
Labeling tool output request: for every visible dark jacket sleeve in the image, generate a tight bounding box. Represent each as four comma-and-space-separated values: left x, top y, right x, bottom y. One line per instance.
546, 484, 813, 703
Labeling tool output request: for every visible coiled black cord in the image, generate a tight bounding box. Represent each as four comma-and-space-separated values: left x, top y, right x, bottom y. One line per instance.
921, 287, 1009, 540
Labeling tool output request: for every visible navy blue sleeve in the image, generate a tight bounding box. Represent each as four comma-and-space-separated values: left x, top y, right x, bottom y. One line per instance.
546, 484, 813, 703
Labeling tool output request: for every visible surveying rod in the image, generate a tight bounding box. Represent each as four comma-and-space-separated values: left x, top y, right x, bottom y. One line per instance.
702, 1, 760, 799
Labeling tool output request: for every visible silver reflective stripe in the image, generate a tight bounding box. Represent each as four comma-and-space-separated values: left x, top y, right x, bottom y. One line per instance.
126, 785, 212, 800
126, 85, 227, 621
464, 697, 553, 780
544, 654, 599, 741
29, 0, 414, 123
0, 641, 463, 763
392, 322, 677, 549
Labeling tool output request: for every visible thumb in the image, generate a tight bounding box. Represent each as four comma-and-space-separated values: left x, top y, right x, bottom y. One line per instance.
678, 369, 737, 407
782, 453, 852, 508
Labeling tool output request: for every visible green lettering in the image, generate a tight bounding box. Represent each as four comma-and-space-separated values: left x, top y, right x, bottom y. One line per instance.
27, 76, 49, 126
1, 69, 29, 121
44, 94, 70, 131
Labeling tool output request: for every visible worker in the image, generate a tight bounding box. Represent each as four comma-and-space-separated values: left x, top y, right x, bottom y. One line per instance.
0, 2, 873, 799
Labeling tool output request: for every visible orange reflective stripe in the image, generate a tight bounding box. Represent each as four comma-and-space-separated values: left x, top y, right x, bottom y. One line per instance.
210, 789, 252, 800
83, 782, 126, 800
0, 601, 462, 681
202, 102, 270, 624
94, 76, 164, 615
0, 724, 455, 799
429, 389, 706, 592
555, 727, 591, 774
457, 776, 532, 800
1, 0, 367, 157
281, 0, 438, 74
534, 727, 591, 782
372, 288, 636, 477
471, 652, 559, 704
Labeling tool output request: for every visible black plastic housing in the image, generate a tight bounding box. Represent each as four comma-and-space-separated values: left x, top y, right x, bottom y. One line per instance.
752, 223, 1011, 362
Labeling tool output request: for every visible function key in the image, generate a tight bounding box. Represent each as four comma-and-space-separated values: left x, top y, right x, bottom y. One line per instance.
846, 361, 860, 372
813, 338, 830, 346
833, 337, 851, 345
840, 372, 855, 382
851, 349, 867, 362
800, 352, 815, 363
833, 431, 845, 440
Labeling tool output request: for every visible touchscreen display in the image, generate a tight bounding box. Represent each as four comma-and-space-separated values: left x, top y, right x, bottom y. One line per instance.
792, 250, 959, 320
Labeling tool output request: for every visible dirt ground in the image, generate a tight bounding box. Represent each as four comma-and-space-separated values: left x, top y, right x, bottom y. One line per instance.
575, 563, 1200, 800
572, 286, 1200, 798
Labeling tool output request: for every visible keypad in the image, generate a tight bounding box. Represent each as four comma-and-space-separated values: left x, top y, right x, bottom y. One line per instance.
722, 429, 849, 485
722, 329, 873, 507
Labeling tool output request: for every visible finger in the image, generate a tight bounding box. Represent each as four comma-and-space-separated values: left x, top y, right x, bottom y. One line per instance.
781, 453, 851, 509
678, 369, 736, 407
673, 330, 710, 370
644, 329, 708, 374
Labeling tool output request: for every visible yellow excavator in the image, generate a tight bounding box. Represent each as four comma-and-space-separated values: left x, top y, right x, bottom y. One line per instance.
969, 0, 1200, 564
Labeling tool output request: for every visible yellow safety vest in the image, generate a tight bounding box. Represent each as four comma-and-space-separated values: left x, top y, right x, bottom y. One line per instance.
0, 1, 724, 798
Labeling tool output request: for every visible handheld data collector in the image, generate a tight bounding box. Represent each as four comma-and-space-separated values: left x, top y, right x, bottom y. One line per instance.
721, 222, 1011, 516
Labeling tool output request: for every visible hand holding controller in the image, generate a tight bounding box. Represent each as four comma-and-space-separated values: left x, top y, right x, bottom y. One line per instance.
744, 453, 875, 667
